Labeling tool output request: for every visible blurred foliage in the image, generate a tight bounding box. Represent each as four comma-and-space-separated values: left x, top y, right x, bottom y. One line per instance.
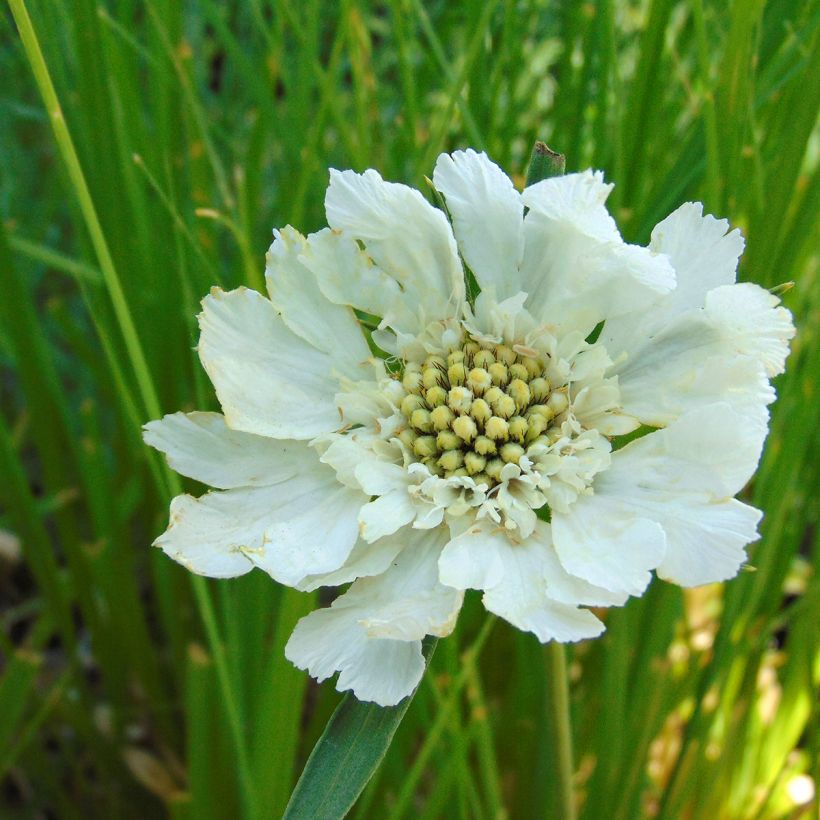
0, 0, 818, 817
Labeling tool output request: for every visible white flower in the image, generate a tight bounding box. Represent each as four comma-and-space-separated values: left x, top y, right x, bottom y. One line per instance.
144, 150, 795, 706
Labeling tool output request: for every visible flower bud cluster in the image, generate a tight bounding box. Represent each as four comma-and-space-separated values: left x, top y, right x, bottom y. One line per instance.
396, 340, 570, 487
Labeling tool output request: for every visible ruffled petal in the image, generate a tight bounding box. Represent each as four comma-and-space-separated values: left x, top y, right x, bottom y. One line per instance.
299, 228, 419, 338
143, 412, 307, 489
557, 404, 765, 590
358, 491, 416, 542
520, 172, 674, 333
325, 168, 465, 327
608, 282, 792, 427
649, 202, 745, 317
197, 287, 343, 439
265, 226, 370, 378
286, 528, 461, 705
440, 518, 605, 641
285, 610, 425, 706
704, 283, 794, 377
155, 462, 365, 586
296, 533, 405, 592
432, 149, 524, 299
550, 503, 667, 597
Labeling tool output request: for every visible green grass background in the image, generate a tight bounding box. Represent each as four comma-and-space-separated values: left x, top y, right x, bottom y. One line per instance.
1, 0, 818, 817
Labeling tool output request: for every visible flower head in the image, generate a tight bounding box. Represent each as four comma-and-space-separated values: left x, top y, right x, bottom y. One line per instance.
144, 150, 794, 706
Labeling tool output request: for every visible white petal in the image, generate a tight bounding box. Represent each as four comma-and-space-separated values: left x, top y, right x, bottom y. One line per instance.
551, 502, 667, 596
440, 518, 605, 641
432, 150, 524, 299
655, 499, 761, 587
155, 463, 365, 586
534, 522, 629, 607
358, 491, 416, 542
286, 528, 461, 705
325, 168, 465, 326
616, 349, 774, 429
704, 283, 794, 376
143, 412, 307, 489
155, 490, 256, 578
301, 228, 420, 338
564, 404, 766, 589
319, 433, 387, 489
438, 519, 508, 590
253, 482, 365, 586
352, 528, 463, 640
649, 201, 744, 317
520, 172, 674, 332
198, 288, 342, 439
609, 282, 792, 427
354, 460, 406, 496
296, 533, 405, 592
265, 226, 370, 378
285, 609, 425, 706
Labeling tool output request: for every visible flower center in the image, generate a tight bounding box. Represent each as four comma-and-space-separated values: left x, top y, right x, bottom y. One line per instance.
395, 339, 570, 488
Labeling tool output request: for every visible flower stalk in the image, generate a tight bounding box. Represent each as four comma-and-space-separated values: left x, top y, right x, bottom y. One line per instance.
545, 642, 576, 820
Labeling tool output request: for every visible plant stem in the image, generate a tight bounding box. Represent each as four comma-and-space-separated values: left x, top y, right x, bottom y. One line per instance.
545, 642, 576, 820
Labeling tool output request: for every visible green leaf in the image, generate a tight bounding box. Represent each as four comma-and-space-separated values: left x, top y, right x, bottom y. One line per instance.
524, 141, 566, 186
283, 639, 438, 820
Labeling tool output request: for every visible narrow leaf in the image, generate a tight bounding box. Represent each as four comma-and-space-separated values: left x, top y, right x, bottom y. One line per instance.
283, 639, 437, 820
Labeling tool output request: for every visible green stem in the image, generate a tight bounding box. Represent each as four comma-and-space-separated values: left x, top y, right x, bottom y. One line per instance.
545, 642, 576, 820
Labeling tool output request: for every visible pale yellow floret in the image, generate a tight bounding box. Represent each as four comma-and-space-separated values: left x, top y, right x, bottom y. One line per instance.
425, 385, 447, 407
430, 405, 455, 431
410, 408, 433, 432
470, 398, 492, 425
422, 368, 442, 390
522, 356, 542, 378
448, 362, 466, 386
529, 377, 550, 402
452, 415, 478, 443
401, 394, 426, 416
501, 442, 525, 464
486, 458, 505, 480
413, 435, 437, 458
485, 416, 510, 441
508, 379, 531, 412
438, 449, 464, 472
398, 428, 418, 448
509, 363, 529, 382
508, 416, 528, 443
495, 345, 516, 366
526, 414, 548, 441
464, 452, 487, 475
402, 370, 423, 394
474, 349, 495, 369
437, 430, 461, 450
447, 350, 465, 365
448, 386, 473, 414
488, 362, 509, 386
547, 391, 569, 416
474, 435, 497, 455
467, 367, 492, 395
493, 394, 516, 419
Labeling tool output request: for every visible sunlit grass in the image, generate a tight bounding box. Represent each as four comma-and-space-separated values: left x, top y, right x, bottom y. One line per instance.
1, 1, 817, 817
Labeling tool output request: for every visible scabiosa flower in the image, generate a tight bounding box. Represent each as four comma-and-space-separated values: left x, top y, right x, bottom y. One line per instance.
144, 150, 794, 706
